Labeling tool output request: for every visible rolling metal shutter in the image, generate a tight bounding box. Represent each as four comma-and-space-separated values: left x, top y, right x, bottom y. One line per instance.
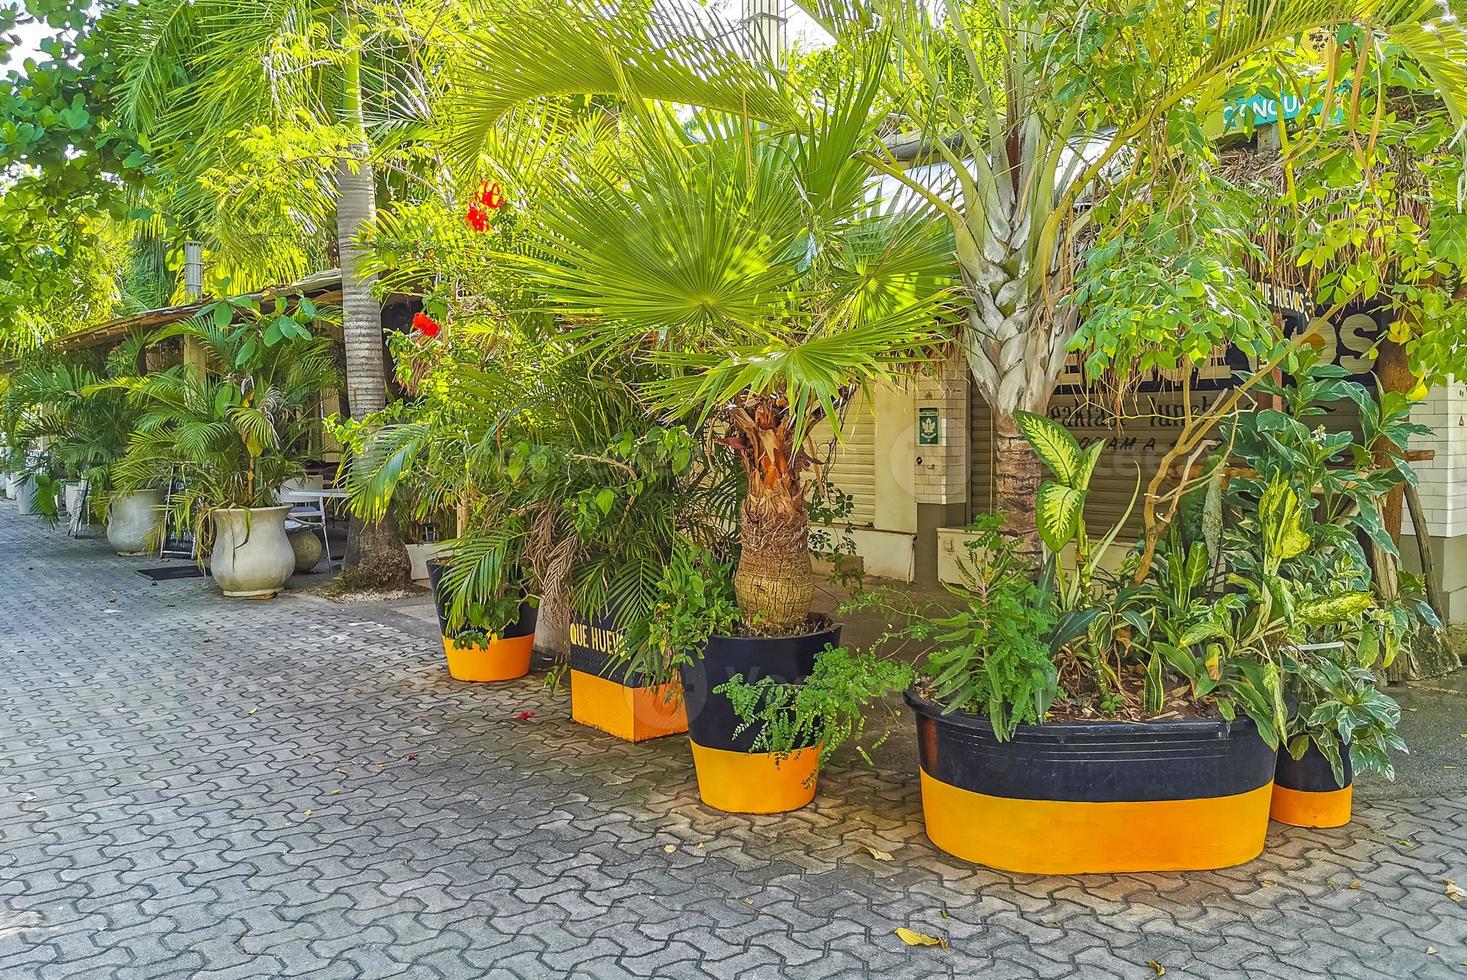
970, 382, 1361, 541
812, 392, 878, 527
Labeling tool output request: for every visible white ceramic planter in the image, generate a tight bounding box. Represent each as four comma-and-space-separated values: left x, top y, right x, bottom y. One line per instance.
209, 506, 296, 598
62, 480, 87, 519
106, 488, 165, 555
14, 474, 38, 515
406, 540, 454, 582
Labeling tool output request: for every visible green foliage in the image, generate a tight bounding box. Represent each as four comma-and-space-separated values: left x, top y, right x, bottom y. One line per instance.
0, 336, 146, 519
1281, 641, 1406, 783
1114, 352, 1434, 762
619, 541, 740, 688
849, 516, 1060, 740
716, 645, 914, 766
107, 303, 339, 553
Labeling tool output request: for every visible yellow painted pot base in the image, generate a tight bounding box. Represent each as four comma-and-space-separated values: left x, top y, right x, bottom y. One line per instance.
690, 742, 820, 814
442, 634, 533, 682
570, 670, 687, 742
1270, 783, 1352, 828
918, 769, 1272, 874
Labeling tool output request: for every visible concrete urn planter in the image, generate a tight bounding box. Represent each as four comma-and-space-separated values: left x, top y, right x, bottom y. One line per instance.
13, 474, 38, 515
107, 488, 165, 555
209, 506, 296, 598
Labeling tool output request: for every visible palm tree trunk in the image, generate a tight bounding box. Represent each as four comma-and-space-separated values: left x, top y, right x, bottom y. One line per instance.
993, 416, 1043, 560
726, 396, 813, 631
963, 279, 1065, 565
734, 475, 813, 632
337, 42, 407, 588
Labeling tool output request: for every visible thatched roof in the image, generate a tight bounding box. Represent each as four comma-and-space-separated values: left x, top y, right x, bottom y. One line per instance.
55, 268, 346, 352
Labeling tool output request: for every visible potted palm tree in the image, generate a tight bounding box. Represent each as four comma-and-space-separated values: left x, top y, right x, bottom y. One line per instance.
110, 300, 339, 596
2, 338, 147, 536
486, 73, 954, 811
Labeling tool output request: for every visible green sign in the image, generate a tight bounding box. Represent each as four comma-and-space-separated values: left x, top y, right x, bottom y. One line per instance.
918, 407, 940, 446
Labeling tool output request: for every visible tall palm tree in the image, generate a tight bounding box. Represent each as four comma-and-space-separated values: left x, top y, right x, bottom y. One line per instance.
444, 0, 1467, 555
110, 0, 425, 584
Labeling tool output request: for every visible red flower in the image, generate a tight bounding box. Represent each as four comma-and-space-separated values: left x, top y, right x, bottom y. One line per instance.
464, 205, 488, 232
477, 180, 504, 209
411, 311, 441, 338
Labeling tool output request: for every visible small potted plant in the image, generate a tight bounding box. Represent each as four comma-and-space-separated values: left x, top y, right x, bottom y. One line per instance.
426, 549, 539, 682
1216, 351, 1433, 827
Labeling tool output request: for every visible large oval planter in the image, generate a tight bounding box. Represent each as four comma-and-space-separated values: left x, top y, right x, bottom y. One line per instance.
426, 559, 537, 682
1271, 742, 1353, 828
677, 617, 840, 814
906, 692, 1275, 873
569, 609, 687, 742
106, 488, 165, 555
209, 506, 296, 598
13, 474, 38, 515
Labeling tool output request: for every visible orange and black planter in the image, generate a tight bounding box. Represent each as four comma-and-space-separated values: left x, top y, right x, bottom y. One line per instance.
569, 611, 687, 742
906, 692, 1277, 874
1270, 743, 1353, 828
677, 618, 839, 814
427, 560, 537, 683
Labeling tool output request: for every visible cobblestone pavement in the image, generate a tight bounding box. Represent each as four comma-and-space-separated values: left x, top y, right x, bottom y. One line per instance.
1, 508, 1465, 980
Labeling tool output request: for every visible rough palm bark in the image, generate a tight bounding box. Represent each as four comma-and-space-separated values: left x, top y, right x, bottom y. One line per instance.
337, 44, 408, 589
725, 394, 814, 631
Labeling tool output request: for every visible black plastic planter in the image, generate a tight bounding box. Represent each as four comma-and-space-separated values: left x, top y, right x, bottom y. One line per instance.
569, 609, 686, 741
905, 691, 1276, 873
677, 616, 841, 813
425, 559, 537, 640
1270, 742, 1353, 828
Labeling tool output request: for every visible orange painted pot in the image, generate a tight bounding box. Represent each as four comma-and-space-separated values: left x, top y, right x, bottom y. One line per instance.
677, 616, 840, 814
442, 633, 534, 682
427, 559, 537, 684
688, 742, 820, 813
907, 692, 1275, 874
1271, 743, 1352, 828
569, 611, 687, 742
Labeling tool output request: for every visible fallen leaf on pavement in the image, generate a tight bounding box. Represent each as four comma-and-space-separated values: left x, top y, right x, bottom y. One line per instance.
1446, 880, 1465, 903
859, 845, 893, 862
663, 845, 676, 854
1348, 881, 1362, 890
895, 928, 946, 949
1147, 961, 1166, 976
513, 712, 535, 720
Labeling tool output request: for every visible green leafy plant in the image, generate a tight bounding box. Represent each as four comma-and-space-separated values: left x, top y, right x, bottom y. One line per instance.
715, 645, 914, 767
619, 541, 741, 688
1281, 642, 1406, 784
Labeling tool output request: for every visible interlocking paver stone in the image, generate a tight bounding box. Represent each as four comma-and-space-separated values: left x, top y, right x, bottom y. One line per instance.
0, 507, 1464, 978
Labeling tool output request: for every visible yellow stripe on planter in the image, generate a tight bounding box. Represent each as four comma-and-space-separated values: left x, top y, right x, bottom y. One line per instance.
1270, 783, 1352, 828
689, 742, 820, 814
570, 670, 688, 742
918, 769, 1272, 874
442, 634, 533, 682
